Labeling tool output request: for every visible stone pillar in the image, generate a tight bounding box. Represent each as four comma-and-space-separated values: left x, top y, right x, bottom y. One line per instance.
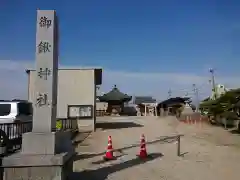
154, 104, 158, 116
166, 107, 170, 116
160, 108, 164, 117
32, 9, 58, 133
2, 10, 74, 180
144, 104, 147, 116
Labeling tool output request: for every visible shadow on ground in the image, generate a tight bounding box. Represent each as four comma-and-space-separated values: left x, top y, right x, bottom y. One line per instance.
72, 131, 92, 146
229, 129, 240, 135
74, 135, 184, 161
70, 153, 163, 180
96, 122, 143, 130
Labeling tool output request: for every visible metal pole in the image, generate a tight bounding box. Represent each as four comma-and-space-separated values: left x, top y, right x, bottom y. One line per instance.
193, 84, 199, 112
209, 68, 216, 100
168, 89, 172, 98
196, 89, 199, 112
177, 135, 181, 156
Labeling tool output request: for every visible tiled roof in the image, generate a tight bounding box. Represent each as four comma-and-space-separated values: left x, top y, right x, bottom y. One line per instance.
98, 85, 132, 102
134, 96, 156, 104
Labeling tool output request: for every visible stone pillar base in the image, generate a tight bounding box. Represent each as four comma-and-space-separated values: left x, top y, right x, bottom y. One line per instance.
2, 131, 75, 180
21, 131, 73, 155
2, 152, 75, 180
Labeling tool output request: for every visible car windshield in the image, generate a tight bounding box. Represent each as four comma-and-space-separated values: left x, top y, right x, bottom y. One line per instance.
0, 104, 11, 116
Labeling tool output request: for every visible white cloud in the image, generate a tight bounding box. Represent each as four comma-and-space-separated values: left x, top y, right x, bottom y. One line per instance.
0, 60, 239, 102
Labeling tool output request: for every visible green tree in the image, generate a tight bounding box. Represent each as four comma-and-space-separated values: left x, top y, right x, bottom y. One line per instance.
199, 88, 240, 125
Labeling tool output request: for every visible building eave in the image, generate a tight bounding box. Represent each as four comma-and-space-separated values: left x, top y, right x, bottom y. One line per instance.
26, 67, 103, 71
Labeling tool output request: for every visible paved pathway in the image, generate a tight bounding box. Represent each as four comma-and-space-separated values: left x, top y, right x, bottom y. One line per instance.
70, 116, 240, 180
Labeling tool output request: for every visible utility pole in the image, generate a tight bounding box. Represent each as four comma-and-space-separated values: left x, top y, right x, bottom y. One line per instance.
168, 89, 172, 99
96, 85, 100, 95
209, 68, 217, 100
193, 84, 199, 112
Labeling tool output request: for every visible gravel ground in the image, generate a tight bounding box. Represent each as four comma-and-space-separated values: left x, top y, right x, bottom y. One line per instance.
70, 116, 240, 180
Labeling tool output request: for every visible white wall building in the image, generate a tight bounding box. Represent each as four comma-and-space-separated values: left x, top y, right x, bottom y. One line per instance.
26, 68, 102, 131
210, 84, 228, 99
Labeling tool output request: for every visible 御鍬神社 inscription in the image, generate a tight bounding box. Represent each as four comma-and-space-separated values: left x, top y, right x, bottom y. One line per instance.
37, 41, 51, 53
33, 10, 58, 132
2, 10, 74, 180
39, 16, 52, 28
36, 93, 49, 107
38, 68, 51, 80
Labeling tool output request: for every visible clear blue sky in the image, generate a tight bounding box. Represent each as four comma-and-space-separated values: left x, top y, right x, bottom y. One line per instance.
1, 0, 240, 74
0, 0, 240, 100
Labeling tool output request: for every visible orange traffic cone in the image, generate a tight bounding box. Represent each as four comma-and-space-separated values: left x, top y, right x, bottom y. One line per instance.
108, 135, 112, 145
103, 136, 115, 161
137, 134, 148, 159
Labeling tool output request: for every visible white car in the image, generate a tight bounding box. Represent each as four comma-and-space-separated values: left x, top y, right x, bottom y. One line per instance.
0, 100, 33, 149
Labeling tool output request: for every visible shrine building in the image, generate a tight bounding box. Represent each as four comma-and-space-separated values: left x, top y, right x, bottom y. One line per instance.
25, 68, 102, 132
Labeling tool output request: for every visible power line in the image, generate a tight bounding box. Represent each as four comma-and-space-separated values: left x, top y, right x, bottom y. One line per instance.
168, 81, 210, 98
165, 78, 213, 100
